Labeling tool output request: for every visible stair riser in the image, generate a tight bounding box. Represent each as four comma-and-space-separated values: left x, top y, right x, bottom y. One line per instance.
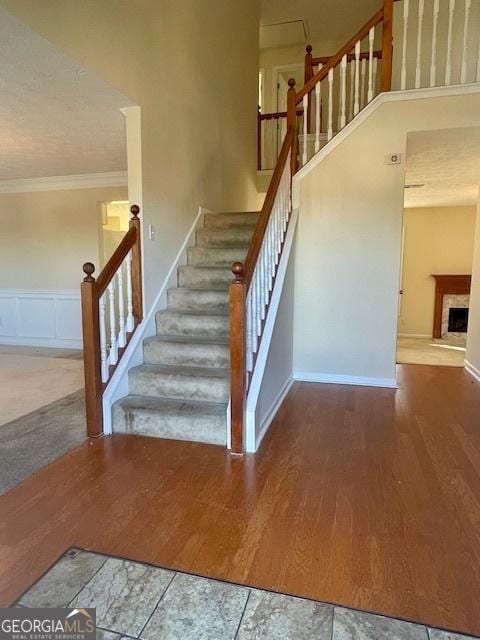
204, 213, 259, 229
144, 341, 230, 368
156, 313, 229, 338
178, 266, 232, 288
196, 228, 255, 248
112, 405, 227, 446
167, 288, 228, 313
129, 370, 229, 403
187, 247, 248, 267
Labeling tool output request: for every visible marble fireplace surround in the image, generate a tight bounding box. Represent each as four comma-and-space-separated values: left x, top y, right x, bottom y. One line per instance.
431, 275, 471, 339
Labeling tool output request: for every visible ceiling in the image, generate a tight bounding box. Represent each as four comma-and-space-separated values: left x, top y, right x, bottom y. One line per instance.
260, 0, 380, 49
404, 127, 480, 208
0, 8, 133, 181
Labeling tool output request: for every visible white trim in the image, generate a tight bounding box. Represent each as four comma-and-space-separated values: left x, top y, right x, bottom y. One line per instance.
245, 208, 299, 452
398, 333, 432, 338
292, 83, 480, 208
0, 171, 128, 194
465, 360, 480, 382
101, 205, 208, 435
252, 377, 294, 453
0, 336, 82, 349
0, 289, 82, 349
293, 371, 398, 389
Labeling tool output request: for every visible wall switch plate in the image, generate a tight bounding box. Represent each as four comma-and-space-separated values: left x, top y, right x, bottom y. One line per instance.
148, 224, 156, 240
385, 153, 402, 165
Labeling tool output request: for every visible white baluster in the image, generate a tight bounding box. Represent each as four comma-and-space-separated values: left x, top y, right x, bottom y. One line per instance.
328, 68, 334, 141
360, 58, 367, 108
477, 30, 480, 82
461, 0, 472, 83
117, 263, 126, 348
108, 280, 118, 366
415, 0, 425, 89
315, 64, 322, 153
446, 0, 456, 85
247, 296, 254, 372
126, 250, 134, 332
99, 294, 108, 383
373, 57, 378, 93
340, 55, 347, 129
401, 0, 410, 89
354, 41, 361, 116
368, 26, 375, 102
349, 60, 355, 120
430, 0, 440, 87
302, 94, 308, 166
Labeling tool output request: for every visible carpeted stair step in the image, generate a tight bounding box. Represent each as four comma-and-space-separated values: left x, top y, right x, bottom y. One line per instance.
129, 364, 229, 403
196, 225, 256, 248
112, 395, 227, 445
187, 246, 249, 267
178, 265, 232, 288
144, 335, 229, 368
204, 212, 260, 228
155, 310, 228, 338
167, 287, 228, 313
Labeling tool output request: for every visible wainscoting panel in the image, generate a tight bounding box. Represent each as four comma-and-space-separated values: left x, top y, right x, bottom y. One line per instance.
0, 290, 82, 349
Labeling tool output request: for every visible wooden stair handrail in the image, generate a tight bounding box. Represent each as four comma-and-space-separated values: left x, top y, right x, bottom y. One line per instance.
259, 109, 304, 121
244, 127, 295, 289
81, 204, 143, 439
296, 7, 385, 103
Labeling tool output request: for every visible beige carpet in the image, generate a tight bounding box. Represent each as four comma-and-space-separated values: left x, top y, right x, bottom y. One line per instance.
397, 337, 466, 367
0, 346, 84, 426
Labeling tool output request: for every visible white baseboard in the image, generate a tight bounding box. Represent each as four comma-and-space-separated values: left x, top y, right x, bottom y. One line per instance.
248, 377, 294, 453
465, 360, 480, 382
398, 333, 431, 339
293, 371, 398, 389
102, 205, 209, 434
0, 289, 82, 349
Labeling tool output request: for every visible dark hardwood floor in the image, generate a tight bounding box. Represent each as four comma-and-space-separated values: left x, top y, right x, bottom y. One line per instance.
1, 364, 480, 635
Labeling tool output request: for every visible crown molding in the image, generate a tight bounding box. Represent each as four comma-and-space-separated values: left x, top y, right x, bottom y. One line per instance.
0, 171, 128, 194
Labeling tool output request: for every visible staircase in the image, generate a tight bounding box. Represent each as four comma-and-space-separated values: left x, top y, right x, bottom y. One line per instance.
112, 211, 259, 445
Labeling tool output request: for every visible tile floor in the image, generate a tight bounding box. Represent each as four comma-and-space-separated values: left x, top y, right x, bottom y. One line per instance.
14, 549, 479, 640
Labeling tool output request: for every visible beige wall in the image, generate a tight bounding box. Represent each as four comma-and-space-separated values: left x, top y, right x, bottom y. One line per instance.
1, 0, 260, 309
293, 91, 480, 385
466, 193, 480, 377
0, 186, 127, 290
399, 206, 477, 336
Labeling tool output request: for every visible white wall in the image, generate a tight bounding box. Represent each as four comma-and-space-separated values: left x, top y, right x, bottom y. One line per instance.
466, 192, 480, 381
292, 89, 480, 387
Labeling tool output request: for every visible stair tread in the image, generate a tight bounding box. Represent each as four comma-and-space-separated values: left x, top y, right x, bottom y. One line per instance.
132, 363, 230, 380
145, 334, 229, 346
156, 309, 228, 318
170, 285, 228, 292
115, 394, 228, 416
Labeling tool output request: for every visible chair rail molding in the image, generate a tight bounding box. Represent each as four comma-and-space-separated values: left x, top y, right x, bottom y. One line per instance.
0, 171, 128, 194
0, 289, 82, 349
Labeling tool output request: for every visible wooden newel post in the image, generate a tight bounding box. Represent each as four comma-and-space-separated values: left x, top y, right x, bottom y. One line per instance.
81, 262, 103, 438
229, 261, 246, 454
381, 0, 394, 92
129, 204, 143, 323
287, 78, 298, 175
305, 45, 313, 133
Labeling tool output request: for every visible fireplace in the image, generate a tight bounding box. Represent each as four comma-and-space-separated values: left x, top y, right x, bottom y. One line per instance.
448, 307, 469, 333
431, 275, 471, 340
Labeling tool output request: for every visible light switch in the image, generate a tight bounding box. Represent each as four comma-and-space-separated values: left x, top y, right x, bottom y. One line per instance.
148, 224, 156, 240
